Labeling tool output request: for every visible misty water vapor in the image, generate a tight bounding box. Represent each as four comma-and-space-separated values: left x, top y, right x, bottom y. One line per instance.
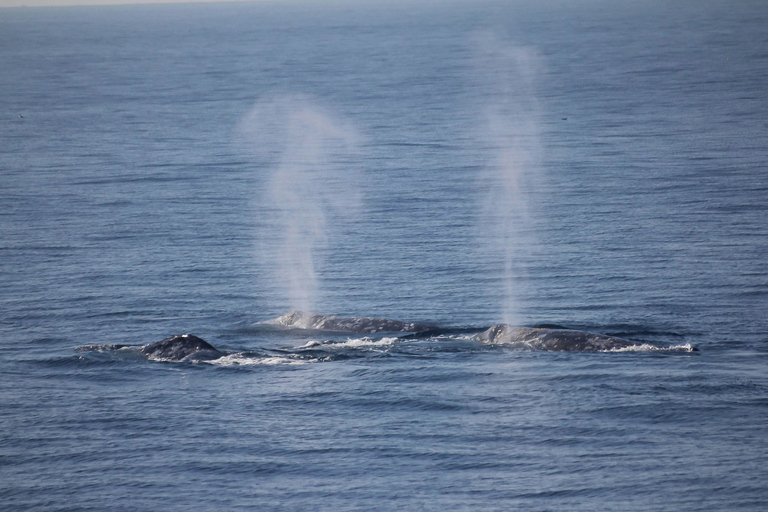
238, 95, 363, 313
472, 34, 544, 325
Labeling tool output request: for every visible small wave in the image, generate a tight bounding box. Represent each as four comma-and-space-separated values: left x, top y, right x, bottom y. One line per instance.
205, 353, 321, 366
298, 337, 399, 349
75, 344, 135, 353
603, 343, 698, 353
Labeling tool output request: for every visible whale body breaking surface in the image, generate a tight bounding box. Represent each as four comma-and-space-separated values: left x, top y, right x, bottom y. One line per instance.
139, 334, 224, 361
75, 313, 697, 362
272, 312, 696, 351
476, 324, 636, 351
271, 310, 435, 333
77, 334, 225, 362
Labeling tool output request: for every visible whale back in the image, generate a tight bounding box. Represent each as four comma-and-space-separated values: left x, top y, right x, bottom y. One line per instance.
475, 324, 635, 351
272, 311, 434, 333
140, 334, 222, 361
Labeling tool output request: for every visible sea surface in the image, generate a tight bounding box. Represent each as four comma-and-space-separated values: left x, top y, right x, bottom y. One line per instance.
2, 1, 767, 510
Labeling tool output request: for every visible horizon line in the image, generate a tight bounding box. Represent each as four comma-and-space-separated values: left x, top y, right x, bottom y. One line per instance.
0, 0, 314, 9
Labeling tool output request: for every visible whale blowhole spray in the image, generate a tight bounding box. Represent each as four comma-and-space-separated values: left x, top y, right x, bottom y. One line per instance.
237, 94, 363, 314
472, 34, 544, 326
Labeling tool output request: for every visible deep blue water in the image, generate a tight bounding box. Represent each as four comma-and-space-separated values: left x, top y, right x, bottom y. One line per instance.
2, 1, 768, 510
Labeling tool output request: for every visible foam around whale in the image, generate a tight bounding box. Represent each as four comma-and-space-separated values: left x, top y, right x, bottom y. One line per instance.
271, 311, 435, 333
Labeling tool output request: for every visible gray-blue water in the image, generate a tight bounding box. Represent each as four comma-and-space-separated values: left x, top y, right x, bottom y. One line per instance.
2, 1, 767, 510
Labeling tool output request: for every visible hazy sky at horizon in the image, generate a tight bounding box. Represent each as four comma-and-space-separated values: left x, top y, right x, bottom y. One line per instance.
0, 0, 267, 8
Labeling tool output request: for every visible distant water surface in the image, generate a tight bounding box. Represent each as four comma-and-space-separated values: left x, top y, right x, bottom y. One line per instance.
1, 1, 767, 510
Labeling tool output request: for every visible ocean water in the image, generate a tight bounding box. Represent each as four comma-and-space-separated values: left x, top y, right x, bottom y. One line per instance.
1, 1, 767, 510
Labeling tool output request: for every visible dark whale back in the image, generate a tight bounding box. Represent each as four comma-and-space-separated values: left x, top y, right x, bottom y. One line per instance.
140, 334, 222, 361
272, 311, 434, 333
475, 324, 636, 351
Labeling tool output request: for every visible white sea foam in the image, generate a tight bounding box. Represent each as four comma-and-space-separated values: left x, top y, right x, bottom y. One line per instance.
205, 353, 320, 366
603, 343, 698, 353
299, 337, 399, 349
75, 344, 137, 353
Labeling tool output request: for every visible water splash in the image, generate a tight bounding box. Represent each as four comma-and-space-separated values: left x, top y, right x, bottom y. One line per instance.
237, 94, 362, 313
472, 34, 544, 326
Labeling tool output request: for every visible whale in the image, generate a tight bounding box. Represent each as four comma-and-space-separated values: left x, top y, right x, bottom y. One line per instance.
140, 334, 223, 361
271, 311, 435, 334
76, 334, 224, 362
475, 324, 643, 351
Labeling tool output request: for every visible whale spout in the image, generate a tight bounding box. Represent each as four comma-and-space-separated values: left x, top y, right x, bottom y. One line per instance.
271, 311, 435, 334
475, 324, 639, 351
140, 334, 223, 361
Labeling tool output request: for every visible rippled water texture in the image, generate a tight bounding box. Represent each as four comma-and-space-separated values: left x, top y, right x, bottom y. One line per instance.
1, 1, 767, 510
